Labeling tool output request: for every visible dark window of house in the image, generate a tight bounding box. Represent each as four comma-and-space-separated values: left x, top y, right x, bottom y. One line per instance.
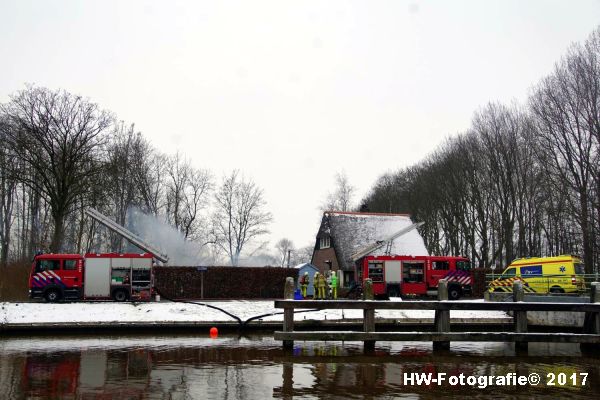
320, 237, 330, 249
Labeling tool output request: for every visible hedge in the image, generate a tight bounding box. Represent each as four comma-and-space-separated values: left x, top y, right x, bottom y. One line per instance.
0, 262, 31, 302
154, 266, 297, 299
471, 268, 495, 298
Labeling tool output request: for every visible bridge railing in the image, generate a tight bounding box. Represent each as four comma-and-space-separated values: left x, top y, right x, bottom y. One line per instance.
274, 279, 600, 353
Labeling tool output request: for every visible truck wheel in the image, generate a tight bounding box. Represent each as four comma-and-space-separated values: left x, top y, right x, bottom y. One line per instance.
112, 289, 129, 302
44, 289, 61, 303
448, 286, 462, 300
550, 287, 564, 294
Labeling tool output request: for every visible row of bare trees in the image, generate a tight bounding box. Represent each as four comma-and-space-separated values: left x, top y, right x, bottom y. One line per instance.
363, 27, 600, 273
0, 86, 272, 266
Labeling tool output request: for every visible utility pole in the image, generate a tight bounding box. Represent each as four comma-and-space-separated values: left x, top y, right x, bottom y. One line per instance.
287, 250, 291, 268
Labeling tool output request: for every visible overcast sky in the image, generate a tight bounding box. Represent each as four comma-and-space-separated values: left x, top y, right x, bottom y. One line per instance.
1, 0, 600, 255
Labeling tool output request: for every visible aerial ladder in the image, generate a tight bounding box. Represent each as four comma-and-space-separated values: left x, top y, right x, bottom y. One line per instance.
350, 222, 425, 262
85, 207, 169, 264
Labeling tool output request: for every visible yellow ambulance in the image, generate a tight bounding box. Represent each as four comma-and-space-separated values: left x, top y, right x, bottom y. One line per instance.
488, 255, 586, 294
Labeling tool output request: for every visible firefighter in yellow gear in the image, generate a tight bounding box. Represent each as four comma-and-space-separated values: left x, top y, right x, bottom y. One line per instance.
330, 270, 338, 300
313, 272, 321, 299
300, 271, 309, 298
317, 272, 327, 300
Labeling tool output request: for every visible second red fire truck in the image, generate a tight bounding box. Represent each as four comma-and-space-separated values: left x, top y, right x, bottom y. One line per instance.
349, 222, 473, 300
357, 254, 473, 300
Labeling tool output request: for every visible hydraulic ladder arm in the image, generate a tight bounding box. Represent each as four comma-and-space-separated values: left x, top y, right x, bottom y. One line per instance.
350, 222, 424, 262
85, 207, 169, 264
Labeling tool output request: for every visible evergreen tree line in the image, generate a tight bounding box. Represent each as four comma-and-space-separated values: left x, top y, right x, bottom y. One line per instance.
362, 28, 600, 273
0, 86, 272, 266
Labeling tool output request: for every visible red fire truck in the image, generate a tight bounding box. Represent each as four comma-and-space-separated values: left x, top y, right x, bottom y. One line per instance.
28, 208, 168, 302
22, 350, 152, 397
349, 222, 472, 300
357, 255, 473, 300
29, 252, 155, 302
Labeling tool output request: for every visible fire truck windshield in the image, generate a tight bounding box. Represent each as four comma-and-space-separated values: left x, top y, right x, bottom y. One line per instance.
35, 259, 60, 272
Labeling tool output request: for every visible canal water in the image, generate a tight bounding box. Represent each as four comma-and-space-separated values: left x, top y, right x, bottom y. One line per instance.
1, 333, 599, 399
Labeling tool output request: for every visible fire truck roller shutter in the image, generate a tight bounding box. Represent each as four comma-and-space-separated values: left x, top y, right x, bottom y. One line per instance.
384, 261, 402, 282
384, 261, 402, 298
84, 257, 111, 298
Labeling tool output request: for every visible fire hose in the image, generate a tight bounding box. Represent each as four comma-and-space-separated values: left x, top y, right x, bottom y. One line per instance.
153, 288, 318, 329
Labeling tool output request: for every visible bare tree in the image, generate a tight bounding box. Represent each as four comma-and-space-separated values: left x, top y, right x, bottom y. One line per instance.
212, 170, 272, 266
530, 51, 597, 273
1, 86, 112, 252
323, 171, 355, 211
362, 109, 547, 269
473, 102, 527, 264
275, 238, 294, 267
165, 152, 188, 231
362, 172, 409, 214
135, 149, 166, 217
291, 244, 314, 265
105, 122, 144, 251
165, 153, 212, 240
180, 167, 213, 240
0, 119, 18, 265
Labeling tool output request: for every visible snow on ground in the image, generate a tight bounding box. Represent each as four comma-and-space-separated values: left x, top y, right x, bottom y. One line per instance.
0, 299, 509, 325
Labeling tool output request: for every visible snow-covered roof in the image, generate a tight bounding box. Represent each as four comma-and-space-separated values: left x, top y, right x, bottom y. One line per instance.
322, 211, 429, 269
294, 263, 319, 272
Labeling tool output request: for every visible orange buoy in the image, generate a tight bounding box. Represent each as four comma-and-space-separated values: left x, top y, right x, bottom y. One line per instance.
210, 327, 218, 338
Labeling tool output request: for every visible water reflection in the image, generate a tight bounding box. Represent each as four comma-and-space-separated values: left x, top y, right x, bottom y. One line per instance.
0, 334, 599, 399
19, 350, 151, 399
